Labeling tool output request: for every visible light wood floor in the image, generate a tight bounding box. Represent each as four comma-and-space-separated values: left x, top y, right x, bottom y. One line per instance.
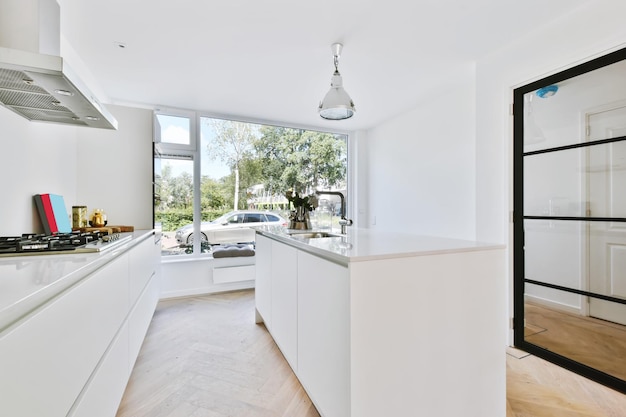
116, 290, 626, 417
524, 302, 626, 381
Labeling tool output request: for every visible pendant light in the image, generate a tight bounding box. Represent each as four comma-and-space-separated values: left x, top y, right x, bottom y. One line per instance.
318, 43, 356, 120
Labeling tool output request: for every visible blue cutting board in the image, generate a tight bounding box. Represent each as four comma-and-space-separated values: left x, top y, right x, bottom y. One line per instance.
48, 194, 72, 233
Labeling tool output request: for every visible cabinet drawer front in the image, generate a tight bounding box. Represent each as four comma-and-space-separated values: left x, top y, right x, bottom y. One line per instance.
129, 237, 156, 303
255, 235, 272, 328
68, 322, 130, 417
0, 254, 129, 417
270, 241, 298, 370
297, 251, 350, 417
129, 272, 160, 368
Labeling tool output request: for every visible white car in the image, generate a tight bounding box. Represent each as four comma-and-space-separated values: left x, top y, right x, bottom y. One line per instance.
174, 210, 287, 245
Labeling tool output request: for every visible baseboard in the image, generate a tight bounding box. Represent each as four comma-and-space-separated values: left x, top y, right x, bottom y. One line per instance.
159, 281, 255, 300
524, 294, 582, 315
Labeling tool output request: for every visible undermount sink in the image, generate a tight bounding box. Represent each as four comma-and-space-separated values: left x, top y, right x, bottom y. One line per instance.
287, 231, 342, 239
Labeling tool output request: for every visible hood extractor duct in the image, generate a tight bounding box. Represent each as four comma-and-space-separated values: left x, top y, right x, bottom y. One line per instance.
0, 0, 117, 129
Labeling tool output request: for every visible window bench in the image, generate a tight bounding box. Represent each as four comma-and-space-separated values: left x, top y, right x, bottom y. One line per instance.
160, 252, 256, 299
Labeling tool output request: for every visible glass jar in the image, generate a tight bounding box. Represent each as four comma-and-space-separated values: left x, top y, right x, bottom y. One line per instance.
72, 206, 88, 229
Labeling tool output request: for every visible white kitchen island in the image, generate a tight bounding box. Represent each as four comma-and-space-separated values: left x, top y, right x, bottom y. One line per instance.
255, 227, 506, 417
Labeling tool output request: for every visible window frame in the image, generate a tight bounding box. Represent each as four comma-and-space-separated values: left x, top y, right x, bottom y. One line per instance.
154, 107, 198, 152
154, 109, 353, 259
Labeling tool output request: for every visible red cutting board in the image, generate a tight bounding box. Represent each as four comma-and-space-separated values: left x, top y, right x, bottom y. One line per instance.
34, 194, 71, 234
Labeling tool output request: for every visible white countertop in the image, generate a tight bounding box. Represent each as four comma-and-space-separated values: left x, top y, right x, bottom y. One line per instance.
0, 230, 154, 332
255, 226, 504, 266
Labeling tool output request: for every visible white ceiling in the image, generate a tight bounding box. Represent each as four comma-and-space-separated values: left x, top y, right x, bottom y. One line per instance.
57, 0, 589, 131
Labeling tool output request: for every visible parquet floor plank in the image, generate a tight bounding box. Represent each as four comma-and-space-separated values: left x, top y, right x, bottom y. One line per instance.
117, 290, 626, 417
524, 302, 626, 381
116, 290, 320, 417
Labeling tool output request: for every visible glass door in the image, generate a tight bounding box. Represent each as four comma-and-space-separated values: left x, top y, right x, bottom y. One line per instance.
513, 48, 626, 394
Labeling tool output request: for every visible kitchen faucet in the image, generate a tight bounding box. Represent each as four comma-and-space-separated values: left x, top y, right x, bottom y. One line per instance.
315, 190, 353, 234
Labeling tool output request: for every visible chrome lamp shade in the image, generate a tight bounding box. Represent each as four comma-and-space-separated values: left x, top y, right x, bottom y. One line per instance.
319, 73, 355, 120
318, 43, 355, 120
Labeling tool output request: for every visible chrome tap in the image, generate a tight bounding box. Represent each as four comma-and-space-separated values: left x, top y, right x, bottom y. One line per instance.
315, 190, 353, 234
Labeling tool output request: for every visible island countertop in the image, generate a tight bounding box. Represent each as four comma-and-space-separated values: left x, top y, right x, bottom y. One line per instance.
255, 226, 504, 266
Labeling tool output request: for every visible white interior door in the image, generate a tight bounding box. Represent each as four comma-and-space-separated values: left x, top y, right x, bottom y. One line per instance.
587, 105, 626, 325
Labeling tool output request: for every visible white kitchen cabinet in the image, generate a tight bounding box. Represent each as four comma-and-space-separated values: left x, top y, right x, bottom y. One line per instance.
0, 232, 160, 417
129, 234, 159, 303
254, 234, 272, 329
69, 235, 160, 417
270, 240, 299, 369
68, 321, 131, 417
255, 238, 350, 417
255, 229, 506, 417
297, 251, 350, 417
0, 253, 130, 417
128, 237, 162, 370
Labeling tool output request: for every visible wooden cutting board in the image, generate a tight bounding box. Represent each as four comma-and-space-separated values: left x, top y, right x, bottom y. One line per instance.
78, 225, 134, 234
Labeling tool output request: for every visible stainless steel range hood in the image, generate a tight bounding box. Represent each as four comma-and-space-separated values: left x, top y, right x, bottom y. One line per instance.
0, 0, 118, 129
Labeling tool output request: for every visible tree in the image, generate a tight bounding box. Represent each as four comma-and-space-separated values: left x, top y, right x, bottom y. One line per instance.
169, 171, 193, 209
255, 126, 347, 194
204, 119, 258, 210
200, 176, 227, 210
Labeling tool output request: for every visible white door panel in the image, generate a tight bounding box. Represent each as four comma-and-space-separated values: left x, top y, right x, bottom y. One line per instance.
587, 106, 626, 324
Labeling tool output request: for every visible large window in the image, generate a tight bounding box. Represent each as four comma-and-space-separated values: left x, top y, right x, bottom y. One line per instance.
154, 112, 349, 257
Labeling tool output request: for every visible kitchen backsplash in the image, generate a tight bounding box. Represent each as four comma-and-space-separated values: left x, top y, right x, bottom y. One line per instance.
0, 104, 154, 235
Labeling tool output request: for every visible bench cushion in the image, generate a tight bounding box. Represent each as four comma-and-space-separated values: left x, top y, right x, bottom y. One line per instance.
212, 244, 255, 258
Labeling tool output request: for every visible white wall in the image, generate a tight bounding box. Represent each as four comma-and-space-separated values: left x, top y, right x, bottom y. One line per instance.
76, 104, 153, 230
0, 106, 78, 234
0, 104, 153, 234
476, 1, 626, 243
361, 64, 476, 240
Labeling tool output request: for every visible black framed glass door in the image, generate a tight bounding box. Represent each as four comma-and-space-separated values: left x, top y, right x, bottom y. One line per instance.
513, 47, 626, 394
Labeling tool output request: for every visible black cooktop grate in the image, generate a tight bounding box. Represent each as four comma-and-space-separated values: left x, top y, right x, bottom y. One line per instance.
0, 231, 104, 255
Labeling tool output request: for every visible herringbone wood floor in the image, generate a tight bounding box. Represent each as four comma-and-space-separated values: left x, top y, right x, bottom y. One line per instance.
116, 290, 626, 417
116, 290, 319, 417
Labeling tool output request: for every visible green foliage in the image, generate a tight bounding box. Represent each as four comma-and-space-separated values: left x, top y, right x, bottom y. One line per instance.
201, 176, 228, 210
204, 120, 258, 166
285, 190, 317, 211
156, 207, 230, 232
154, 163, 193, 211
202, 209, 228, 222
204, 119, 260, 210
156, 208, 193, 231
220, 158, 264, 209
255, 126, 347, 193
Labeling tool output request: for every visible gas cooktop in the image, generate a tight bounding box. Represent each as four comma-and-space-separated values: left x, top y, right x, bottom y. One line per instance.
0, 231, 133, 257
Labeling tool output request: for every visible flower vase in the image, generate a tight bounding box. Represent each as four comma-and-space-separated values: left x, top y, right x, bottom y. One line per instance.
290, 206, 311, 230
